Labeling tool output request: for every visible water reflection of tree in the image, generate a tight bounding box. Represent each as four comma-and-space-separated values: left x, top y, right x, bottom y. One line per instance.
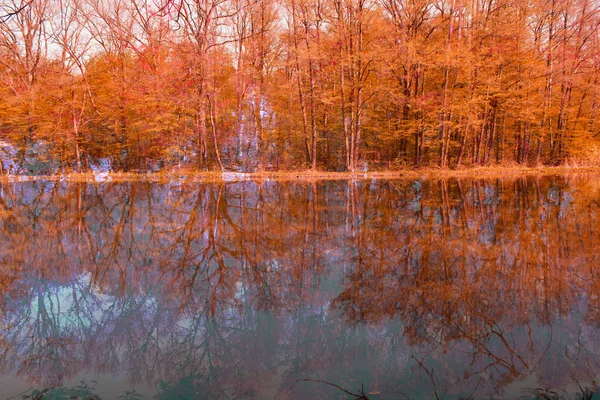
0, 177, 599, 398
333, 177, 600, 398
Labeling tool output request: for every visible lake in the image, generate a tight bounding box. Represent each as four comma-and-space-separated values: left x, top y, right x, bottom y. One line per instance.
1, 175, 599, 399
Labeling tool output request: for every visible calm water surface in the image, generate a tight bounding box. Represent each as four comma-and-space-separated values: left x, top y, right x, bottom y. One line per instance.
1, 175, 600, 399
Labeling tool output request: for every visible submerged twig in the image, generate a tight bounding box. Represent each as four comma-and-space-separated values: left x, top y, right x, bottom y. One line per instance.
288, 378, 370, 399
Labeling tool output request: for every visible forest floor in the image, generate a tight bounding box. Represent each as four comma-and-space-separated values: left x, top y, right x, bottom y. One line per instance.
3, 165, 600, 183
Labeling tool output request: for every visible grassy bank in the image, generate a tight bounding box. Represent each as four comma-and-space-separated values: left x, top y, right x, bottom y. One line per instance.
2, 165, 600, 183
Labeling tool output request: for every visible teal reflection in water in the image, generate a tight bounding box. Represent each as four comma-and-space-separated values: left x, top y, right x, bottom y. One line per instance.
0, 176, 600, 399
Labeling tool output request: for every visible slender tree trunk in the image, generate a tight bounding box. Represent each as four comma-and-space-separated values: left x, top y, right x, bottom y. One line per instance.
304, 19, 318, 170
197, 90, 208, 168
340, 35, 350, 170
439, 0, 455, 168
209, 95, 224, 171
291, 0, 311, 166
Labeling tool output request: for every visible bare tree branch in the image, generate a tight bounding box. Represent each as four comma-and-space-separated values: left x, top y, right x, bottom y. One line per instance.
0, 0, 34, 23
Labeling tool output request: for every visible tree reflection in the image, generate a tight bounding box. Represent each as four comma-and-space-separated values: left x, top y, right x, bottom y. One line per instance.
0, 176, 600, 398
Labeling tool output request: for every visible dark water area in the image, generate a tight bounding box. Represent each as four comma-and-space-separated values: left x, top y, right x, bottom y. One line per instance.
1, 175, 600, 399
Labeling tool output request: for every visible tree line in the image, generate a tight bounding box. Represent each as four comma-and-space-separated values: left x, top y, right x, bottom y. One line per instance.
1, 0, 600, 173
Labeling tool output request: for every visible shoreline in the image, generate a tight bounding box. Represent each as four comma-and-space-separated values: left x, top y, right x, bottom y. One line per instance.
1, 165, 600, 183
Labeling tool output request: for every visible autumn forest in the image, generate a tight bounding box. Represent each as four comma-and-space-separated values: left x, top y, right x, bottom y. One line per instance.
1, 0, 600, 173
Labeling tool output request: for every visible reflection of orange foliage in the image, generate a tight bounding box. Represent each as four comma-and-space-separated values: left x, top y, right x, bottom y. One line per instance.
0, 177, 599, 398
0, 272, 18, 294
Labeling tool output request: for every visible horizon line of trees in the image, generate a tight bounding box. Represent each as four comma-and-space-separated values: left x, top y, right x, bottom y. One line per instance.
1, 0, 600, 173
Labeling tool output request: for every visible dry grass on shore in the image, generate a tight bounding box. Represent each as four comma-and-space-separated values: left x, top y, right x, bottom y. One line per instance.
1, 165, 600, 183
